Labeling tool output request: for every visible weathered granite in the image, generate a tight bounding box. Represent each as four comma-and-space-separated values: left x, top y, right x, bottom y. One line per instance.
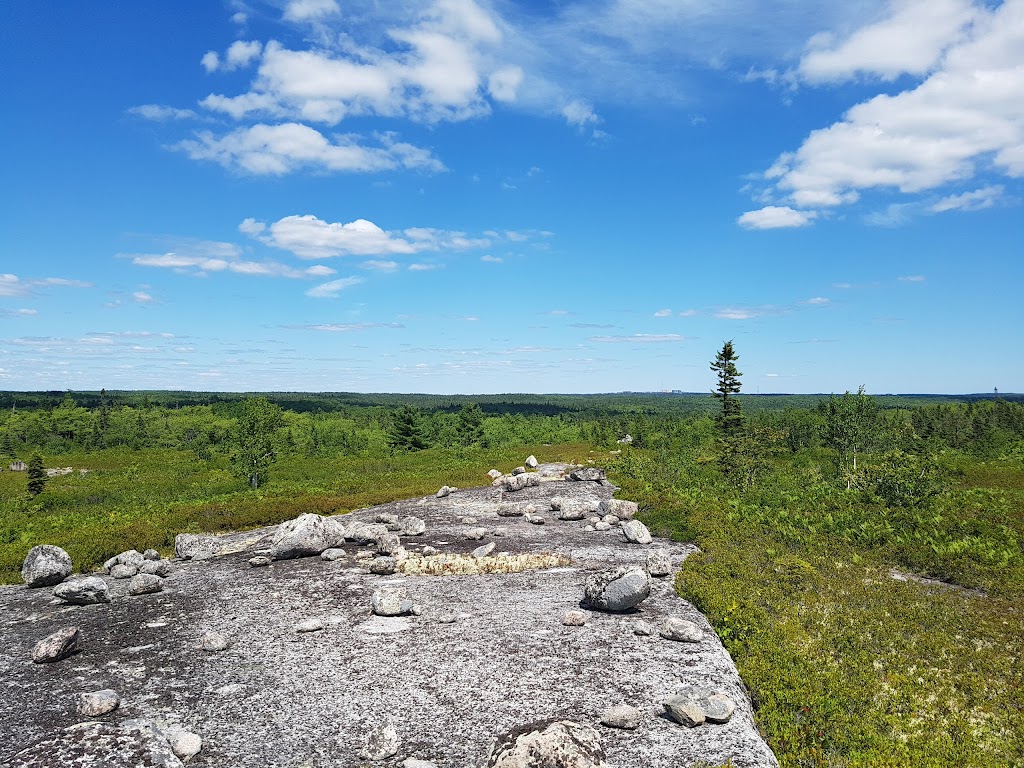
0, 464, 777, 768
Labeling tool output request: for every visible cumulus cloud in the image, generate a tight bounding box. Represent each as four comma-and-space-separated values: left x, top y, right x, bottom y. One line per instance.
488, 66, 524, 102
753, 0, 1024, 220
737, 206, 817, 229
283, 0, 340, 23
248, 214, 490, 259
201, 51, 220, 73
562, 99, 600, 129
128, 245, 330, 280
174, 123, 445, 176
225, 40, 263, 70
305, 276, 363, 297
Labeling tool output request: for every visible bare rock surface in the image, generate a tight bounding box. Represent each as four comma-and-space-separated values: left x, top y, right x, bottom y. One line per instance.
0, 463, 777, 768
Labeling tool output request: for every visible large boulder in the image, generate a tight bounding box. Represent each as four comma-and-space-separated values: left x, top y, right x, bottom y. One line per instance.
103, 549, 145, 573
496, 473, 540, 492
621, 520, 652, 545
53, 576, 110, 605
271, 513, 346, 560
568, 467, 606, 483
174, 534, 221, 561
487, 720, 607, 768
372, 586, 413, 617
345, 521, 389, 545
21, 545, 72, 588
583, 566, 651, 612
598, 499, 638, 520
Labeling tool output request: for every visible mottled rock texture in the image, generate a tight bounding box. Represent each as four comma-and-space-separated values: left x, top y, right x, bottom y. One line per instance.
1, 464, 776, 768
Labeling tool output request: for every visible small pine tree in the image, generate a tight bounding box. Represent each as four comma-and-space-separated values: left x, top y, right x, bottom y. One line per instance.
711, 340, 744, 437
26, 452, 47, 497
386, 405, 429, 452
455, 402, 485, 447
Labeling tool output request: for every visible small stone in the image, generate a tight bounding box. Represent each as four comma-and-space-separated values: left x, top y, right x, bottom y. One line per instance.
360, 723, 400, 761
595, 522, 612, 531
568, 467, 606, 482
376, 532, 402, 556
411, 604, 424, 616
128, 573, 164, 596
511, 466, 526, 475
296, 619, 325, 633
400, 516, 426, 536
493, 527, 508, 537
659, 617, 702, 642
487, 720, 605, 767
602, 514, 620, 525
621, 519, 653, 545
168, 729, 203, 760
562, 610, 586, 626
487, 469, 503, 479
421, 546, 440, 556
375, 512, 399, 525
646, 549, 673, 577
633, 620, 653, 636
496, 503, 526, 517
700, 693, 737, 724
598, 499, 639, 519
584, 525, 596, 532
321, 548, 347, 562
472, 542, 496, 558
138, 560, 171, 577
583, 566, 651, 612
142, 549, 160, 561
437, 614, 458, 624
109, 563, 139, 580
525, 455, 539, 468
21, 544, 73, 588
403, 759, 439, 768
32, 626, 80, 663
77, 689, 120, 717
201, 631, 230, 651
103, 549, 145, 572
528, 515, 546, 525
465, 527, 488, 540
369, 556, 397, 575
436, 485, 453, 498
53, 577, 110, 605
248, 556, 271, 567
461, 516, 478, 525
600, 704, 641, 730
372, 586, 413, 617
663, 697, 706, 727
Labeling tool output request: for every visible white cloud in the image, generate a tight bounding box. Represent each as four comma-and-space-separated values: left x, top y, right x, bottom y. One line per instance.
737, 206, 817, 229
898, 274, 927, 281
930, 184, 1004, 212
305, 276, 363, 298
408, 263, 441, 271
590, 334, 684, 343
129, 248, 318, 280
864, 202, 916, 227
252, 214, 490, 259
231, 12, 247, 25
716, 308, 759, 320
799, 0, 978, 83
128, 104, 197, 121
0, 274, 92, 297
225, 40, 263, 70
1, 308, 37, 317
133, 291, 155, 303
305, 265, 336, 276
174, 123, 445, 176
759, 0, 1024, 217
488, 66, 524, 102
201, 51, 220, 73
291, 321, 403, 332
361, 260, 400, 271
480, 255, 503, 263
805, 297, 830, 305
283, 0, 340, 23
653, 309, 672, 317
678, 309, 699, 317
562, 99, 600, 129
238, 217, 266, 236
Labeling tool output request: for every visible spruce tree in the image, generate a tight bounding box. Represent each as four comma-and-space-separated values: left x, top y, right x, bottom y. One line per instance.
711, 340, 744, 437
386, 405, 429, 452
26, 452, 47, 497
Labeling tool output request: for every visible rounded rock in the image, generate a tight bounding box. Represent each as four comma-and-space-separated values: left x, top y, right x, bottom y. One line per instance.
562, 610, 586, 626
583, 566, 651, 612
600, 704, 641, 730
248, 556, 271, 567
21, 545, 73, 588
128, 573, 164, 596
77, 689, 120, 717
369, 556, 397, 575
659, 617, 702, 642
109, 563, 139, 580
53, 576, 110, 605
201, 630, 230, 651
621, 520, 653, 545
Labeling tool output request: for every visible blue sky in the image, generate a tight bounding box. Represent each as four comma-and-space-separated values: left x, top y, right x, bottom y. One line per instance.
1, 0, 1021, 394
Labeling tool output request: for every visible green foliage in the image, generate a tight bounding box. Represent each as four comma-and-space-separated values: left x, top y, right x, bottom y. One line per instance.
455, 402, 486, 447
26, 453, 47, 497
386, 404, 429, 452
819, 386, 881, 477
711, 341, 744, 438
230, 397, 283, 489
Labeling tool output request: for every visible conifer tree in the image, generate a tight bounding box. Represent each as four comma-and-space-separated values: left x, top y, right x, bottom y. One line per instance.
386, 405, 429, 452
711, 340, 744, 437
26, 452, 47, 497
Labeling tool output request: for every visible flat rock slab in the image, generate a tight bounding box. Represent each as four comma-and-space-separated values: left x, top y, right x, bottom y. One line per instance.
0, 466, 778, 768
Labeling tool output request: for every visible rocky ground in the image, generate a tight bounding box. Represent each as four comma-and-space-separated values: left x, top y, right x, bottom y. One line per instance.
0, 464, 779, 768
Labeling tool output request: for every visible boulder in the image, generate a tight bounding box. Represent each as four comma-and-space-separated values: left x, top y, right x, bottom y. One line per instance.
21, 545, 73, 588
32, 626, 80, 663
142, 549, 160, 561
400, 516, 426, 536
487, 469, 503, 479
497, 502, 532, 517
511, 466, 526, 476
320, 548, 347, 562
53, 577, 110, 605
375, 532, 402, 556
568, 467, 606, 483
360, 723, 400, 761
128, 573, 164, 596
525, 455, 539, 468
562, 610, 586, 626
599, 499, 638, 520
345, 521, 389, 545
594, 522, 612, 532
375, 512, 399, 526
168, 729, 202, 761
659, 617, 702, 642
498, 473, 540, 492
583, 566, 651, 612
621, 520, 652, 545
436, 485, 453, 498
77, 689, 120, 717
472, 543, 496, 558
662, 688, 737, 726
465, 527, 488, 541
487, 720, 607, 768
646, 549, 672, 577
248, 556, 271, 567
662, 697, 705, 728
369, 557, 397, 575
201, 630, 230, 652
109, 563, 139, 580
174, 534, 220, 561
271, 513, 346, 560
138, 560, 172, 577
633, 620, 653, 636
599, 704, 641, 730
372, 586, 413, 617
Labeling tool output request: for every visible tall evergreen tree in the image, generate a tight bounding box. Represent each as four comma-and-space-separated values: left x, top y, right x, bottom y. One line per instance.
455, 402, 485, 447
26, 452, 47, 497
711, 340, 744, 437
386, 405, 429, 452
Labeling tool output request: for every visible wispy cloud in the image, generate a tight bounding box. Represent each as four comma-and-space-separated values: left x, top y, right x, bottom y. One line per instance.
289, 321, 403, 332
897, 275, 927, 282
0, 273, 93, 297
305, 276, 363, 298
653, 309, 672, 317
590, 334, 685, 343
